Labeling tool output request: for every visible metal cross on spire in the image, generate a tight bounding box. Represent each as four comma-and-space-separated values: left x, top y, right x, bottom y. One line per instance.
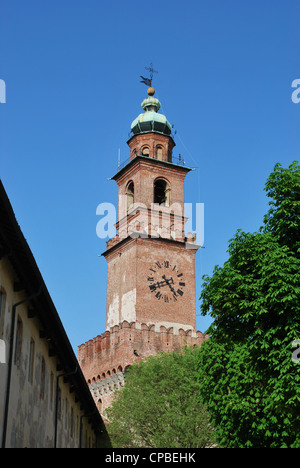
140, 62, 158, 87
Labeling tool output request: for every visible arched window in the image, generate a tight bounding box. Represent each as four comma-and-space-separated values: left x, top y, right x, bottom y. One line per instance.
126, 181, 134, 210
154, 179, 170, 206
142, 146, 150, 156
156, 146, 163, 161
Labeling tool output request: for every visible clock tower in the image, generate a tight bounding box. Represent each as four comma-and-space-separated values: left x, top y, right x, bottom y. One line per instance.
78, 84, 207, 415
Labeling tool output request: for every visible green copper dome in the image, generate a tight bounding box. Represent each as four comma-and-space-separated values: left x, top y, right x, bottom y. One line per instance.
130, 88, 172, 136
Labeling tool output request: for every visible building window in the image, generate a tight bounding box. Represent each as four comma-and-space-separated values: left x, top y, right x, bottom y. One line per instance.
57, 388, 62, 420
14, 317, 23, 367
57, 388, 61, 420
65, 399, 69, 428
70, 407, 74, 438
28, 338, 35, 383
156, 146, 163, 160
50, 372, 54, 410
40, 357, 46, 399
126, 181, 134, 210
0, 289, 6, 337
154, 179, 170, 206
142, 146, 150, 156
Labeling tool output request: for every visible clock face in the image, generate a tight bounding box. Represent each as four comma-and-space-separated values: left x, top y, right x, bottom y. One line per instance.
147, 260, 185, 302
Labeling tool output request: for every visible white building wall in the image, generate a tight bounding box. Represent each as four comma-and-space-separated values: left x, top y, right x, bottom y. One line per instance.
0, 257, 96, 448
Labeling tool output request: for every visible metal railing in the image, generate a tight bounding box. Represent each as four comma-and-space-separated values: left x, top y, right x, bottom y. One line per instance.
117, 154, 186, 171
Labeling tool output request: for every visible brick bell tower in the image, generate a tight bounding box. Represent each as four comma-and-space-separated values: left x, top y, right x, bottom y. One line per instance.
78, 82, 208, 416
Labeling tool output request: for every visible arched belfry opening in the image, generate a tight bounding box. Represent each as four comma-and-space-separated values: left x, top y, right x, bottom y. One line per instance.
142, 146, 150, 156
156, 146, 163, 160
154, 179, 170, 206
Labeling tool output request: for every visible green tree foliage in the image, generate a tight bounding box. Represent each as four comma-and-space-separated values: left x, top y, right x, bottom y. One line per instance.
197, 161, 300, 448
263, 161, 300, 255
105, 347, 216, 448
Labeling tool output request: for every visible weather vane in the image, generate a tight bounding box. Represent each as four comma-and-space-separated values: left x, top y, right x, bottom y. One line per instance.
140, 62, 158, 87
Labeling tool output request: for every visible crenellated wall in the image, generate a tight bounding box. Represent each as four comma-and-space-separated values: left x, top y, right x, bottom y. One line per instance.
78, 320, 208, 416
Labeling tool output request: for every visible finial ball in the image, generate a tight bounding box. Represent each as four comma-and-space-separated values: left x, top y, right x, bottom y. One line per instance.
147, 87, 155, 96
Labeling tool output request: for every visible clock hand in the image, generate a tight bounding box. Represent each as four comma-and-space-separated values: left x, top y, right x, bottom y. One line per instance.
162, 275, 173, 284
149, 278, 168, 291
162, 275, 177, 296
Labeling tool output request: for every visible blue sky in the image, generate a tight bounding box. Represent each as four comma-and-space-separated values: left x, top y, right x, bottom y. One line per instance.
0, 0, 299, 352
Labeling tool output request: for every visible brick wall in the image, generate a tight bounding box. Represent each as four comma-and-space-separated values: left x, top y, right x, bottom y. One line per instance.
78, 320, 208, 416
